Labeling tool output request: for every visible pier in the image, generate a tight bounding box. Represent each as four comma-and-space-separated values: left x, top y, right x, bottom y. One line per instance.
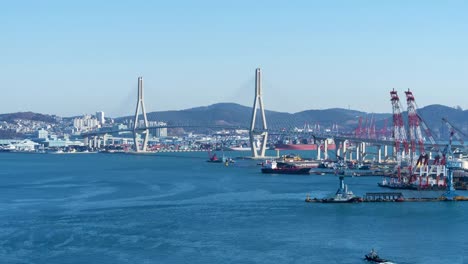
305, 164, 468, 203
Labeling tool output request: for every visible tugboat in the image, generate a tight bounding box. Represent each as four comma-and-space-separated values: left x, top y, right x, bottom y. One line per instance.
321, 175, 363, 203
261, 160, 311, 174
364, 249, 389, 263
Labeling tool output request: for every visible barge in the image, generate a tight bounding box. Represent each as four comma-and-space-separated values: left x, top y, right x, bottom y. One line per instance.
306, 192, 468, 203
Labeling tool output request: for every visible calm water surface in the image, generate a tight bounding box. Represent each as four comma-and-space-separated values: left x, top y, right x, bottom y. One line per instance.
0, 151, 467, 264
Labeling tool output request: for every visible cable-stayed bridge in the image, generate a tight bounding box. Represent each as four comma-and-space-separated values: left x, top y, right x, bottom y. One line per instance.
81, 69, 464, 161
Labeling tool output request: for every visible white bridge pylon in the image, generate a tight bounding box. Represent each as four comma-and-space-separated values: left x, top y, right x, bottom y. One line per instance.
133, 77, 149, 152
249, 68, 268, 158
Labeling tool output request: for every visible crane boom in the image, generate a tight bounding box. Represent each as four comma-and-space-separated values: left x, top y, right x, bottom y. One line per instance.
417, 114, 438, 151
442, 117, 466, 148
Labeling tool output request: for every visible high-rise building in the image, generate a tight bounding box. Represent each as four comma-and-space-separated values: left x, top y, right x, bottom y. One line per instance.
96, 111, 105, 125
148, 121, 168, 138
73, 114, 100, 132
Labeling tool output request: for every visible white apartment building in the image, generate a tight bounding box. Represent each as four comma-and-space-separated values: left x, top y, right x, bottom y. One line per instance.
73, 114, 100, 132
96, 111, 105, 125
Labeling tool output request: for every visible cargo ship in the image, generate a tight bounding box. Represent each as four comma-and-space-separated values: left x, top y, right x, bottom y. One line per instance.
261, 160, 311, 174
274, 142, 337, 151
275, 154, 321, 168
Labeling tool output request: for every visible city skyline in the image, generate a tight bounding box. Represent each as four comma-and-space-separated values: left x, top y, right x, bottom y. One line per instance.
1, 1, 467, 117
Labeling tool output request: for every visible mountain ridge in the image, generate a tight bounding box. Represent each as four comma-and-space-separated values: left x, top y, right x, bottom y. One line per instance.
1, 103, 467, 140
118, 102, 468, 139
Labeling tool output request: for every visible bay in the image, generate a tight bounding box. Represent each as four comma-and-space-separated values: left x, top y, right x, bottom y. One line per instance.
0, 151, 466, 264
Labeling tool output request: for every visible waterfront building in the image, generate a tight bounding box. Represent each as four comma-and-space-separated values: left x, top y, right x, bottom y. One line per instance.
12, 139, 39, 151
36, 128, 48, 139
46, 138, 84, 148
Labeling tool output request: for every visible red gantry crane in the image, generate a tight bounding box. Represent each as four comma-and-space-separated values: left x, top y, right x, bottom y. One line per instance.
355, 116, 363, 138
390, 89, 409, 181
381, 90, 448, 190
405, 89, 426, 174
379, 118, 389, 139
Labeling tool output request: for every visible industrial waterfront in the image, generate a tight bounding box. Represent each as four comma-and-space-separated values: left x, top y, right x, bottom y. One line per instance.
0, 151, 467, 264
4, 0, 468, 263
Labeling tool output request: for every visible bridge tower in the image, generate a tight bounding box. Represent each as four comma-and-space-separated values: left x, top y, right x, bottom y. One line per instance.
132, 77, 149, 152
249, 68, 268, 158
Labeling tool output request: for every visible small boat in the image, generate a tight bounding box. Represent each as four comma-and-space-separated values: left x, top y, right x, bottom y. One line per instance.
207, 152, 235, 164
364, 249, 389, 263
223, 156, 235, 166
261, 160, 311, 174
222, 156, 235, 164
207, 152, 223, 163
227, 146, 251, 151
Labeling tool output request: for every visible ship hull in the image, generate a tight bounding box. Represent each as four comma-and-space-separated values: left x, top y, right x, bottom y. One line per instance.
378, 182, 447, 191
364, 255, 388, 263
274, 143, 336, 151
321, 197, 363, 203
261, 167, 311, 174
228, 147, 251, 151
207, 160, 223, 163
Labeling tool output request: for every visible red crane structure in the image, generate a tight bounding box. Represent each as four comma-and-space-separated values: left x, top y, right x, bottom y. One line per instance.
380, 89, 448, 190
363, 116, 369, 138
355, 117, 363, 138
354, 115, 377, 139
378, 119, 389, 139
405, 89, 425, 174
369, 114, 377, 139
390, 89, 409, 180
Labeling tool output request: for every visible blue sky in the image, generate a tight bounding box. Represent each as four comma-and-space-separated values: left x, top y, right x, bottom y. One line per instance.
1, 0, 467, 117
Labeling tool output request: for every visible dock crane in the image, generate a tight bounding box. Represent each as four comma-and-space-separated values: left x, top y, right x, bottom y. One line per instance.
415, 114, 445, 166
390, 89, 409, 181
442, 117, 466, 154
441, 118, 466, 200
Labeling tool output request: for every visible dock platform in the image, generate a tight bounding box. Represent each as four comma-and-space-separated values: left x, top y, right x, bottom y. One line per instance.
305, 192, 468, 203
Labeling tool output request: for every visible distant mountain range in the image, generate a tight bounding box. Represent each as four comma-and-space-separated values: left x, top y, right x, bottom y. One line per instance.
120, 102, 468, 140
2, 103, 468, 140
139, 103, 389, 132
0, 112, 59, 123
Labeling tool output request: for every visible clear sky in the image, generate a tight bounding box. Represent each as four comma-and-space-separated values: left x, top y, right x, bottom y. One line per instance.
1, 0, 467, 117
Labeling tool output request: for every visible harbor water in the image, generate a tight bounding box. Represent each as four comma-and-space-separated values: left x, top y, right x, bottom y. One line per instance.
0, 151, 467, 264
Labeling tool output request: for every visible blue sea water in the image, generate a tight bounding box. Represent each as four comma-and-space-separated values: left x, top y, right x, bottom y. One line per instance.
0, 151, 467, 264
